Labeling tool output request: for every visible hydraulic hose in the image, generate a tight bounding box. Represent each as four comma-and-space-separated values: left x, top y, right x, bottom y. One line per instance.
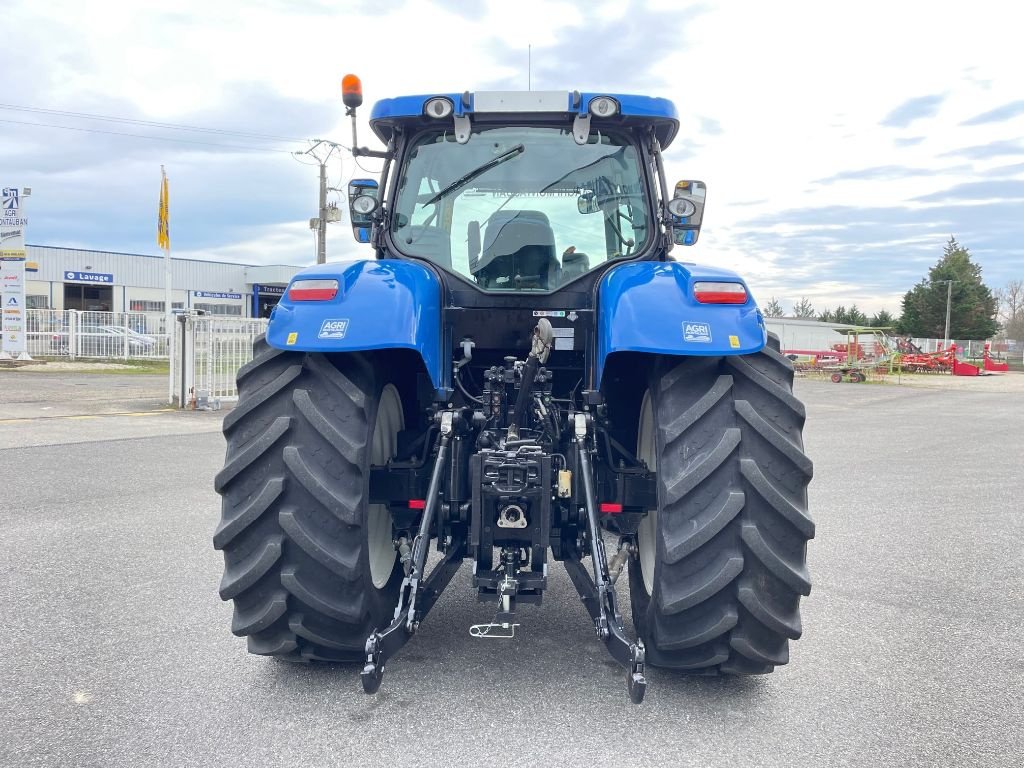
507, 319, 553, 441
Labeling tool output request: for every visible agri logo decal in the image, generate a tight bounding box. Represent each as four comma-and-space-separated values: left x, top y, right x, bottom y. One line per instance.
2, 188, 19, 212
683, 322, 712, 343
318, 318, 350, 339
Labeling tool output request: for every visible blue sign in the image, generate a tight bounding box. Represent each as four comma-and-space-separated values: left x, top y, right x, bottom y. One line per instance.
65, 271, 113, 284
194, 291, 242, 299
256, 284, 286, 296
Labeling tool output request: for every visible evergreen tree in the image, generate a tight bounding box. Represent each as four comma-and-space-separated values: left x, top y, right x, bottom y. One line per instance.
870, 309, 895, 327
833, 305, 848, 323
899, 237, 999, 339
792, 297, 815, 318
847, 304, 868, 325
817, 307, 834, 323
762, 297, 785, 318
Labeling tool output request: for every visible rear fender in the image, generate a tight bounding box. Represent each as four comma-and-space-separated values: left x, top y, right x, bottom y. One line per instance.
266, 260, 443, 394
596, 261, 766, 386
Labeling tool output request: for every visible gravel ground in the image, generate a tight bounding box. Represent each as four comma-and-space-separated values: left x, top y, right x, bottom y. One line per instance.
1, 376, 1022, 767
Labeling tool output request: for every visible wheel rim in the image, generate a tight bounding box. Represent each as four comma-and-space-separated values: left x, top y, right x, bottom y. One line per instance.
637, 391, 657, 597
368, 384, 404, 589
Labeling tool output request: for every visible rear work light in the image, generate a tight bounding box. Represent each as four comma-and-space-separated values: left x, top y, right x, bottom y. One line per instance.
693, 281, 747, 304
288, 279, 338, 301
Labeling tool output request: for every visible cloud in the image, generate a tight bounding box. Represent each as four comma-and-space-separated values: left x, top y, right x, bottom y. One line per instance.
813, 165, 962, 184
961, 99, 1024, 126
697, 116, 723, 136
912, 180, 1024, 204
989, 161, 1024, 177
881, 94, 945, 128
173, 220, 320, 265
941, 140, 1024, 160
480, 1, 708, 93
894, 136, 925, 147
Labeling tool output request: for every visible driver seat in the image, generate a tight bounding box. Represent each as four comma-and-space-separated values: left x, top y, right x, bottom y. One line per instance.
472, 210, 560, 290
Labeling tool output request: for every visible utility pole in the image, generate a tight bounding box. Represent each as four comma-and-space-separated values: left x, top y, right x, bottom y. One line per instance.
933, 279, 956, 348
944, 279, 953, 349
295, 140, 340, 264
318, 161, 327, 264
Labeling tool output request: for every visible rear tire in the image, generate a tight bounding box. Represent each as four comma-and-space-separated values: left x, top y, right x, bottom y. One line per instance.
628, 334, 814, 673
213, 337, 404, 661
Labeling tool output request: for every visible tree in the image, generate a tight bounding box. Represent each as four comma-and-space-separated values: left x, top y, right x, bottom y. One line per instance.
996, 280, 1024, 340
762, 296, 785, 318
817, 307, 834, 323
870, 309, 895, 327
847, 304, 868, 326
899, 237, 999, 339
833, 305, 848, 324
792, 297, 815, 319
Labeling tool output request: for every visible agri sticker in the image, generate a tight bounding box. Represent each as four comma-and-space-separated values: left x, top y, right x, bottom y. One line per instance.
318, 318, 350, 339
683, 322, 712, 343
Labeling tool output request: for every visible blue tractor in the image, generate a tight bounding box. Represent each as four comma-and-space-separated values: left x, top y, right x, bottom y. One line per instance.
213, 78, 813, 703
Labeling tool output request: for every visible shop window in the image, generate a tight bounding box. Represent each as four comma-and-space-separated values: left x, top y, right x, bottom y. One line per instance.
194, 303, 243, 316
129, 300, 185, 312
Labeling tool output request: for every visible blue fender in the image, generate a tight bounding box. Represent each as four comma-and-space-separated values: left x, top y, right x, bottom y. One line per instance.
596, 261, 766, 386
266, 260, 443, 393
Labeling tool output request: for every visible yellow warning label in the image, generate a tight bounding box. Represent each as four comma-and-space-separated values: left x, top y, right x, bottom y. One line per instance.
729, 335, 741, 348
286, 332, 298, 345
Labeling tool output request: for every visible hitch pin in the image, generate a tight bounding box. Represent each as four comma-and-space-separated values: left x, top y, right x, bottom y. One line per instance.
469, 622, 520, 639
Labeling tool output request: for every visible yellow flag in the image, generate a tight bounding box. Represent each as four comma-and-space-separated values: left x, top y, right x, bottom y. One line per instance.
157, 167, 170, 250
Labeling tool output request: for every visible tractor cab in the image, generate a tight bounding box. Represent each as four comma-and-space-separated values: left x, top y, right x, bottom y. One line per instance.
345, 84, 705, 295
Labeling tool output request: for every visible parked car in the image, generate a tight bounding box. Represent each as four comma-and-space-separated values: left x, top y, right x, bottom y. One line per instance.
50, 325, 156, 356
98, 325, 157, 349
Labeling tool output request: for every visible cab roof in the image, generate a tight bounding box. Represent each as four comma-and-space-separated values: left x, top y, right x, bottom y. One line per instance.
368, 90, 680, 149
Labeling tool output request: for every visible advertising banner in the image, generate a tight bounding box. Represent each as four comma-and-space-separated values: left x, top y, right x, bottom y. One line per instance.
1, 257, 26, 355
1, 186, 29, 359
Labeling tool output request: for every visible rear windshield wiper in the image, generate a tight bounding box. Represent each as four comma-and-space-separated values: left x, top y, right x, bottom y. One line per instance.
422, 144, 525, 207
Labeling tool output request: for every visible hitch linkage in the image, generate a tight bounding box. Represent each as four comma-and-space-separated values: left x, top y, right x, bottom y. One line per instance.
363, 409, 647, 704
362, 411, 464, 695
566, 413, 647, 704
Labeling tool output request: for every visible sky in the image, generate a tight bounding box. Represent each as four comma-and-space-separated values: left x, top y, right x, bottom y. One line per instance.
3, 0, 1022, 315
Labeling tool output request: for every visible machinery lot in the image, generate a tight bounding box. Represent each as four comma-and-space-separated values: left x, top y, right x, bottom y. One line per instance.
1, 372, 1021, 767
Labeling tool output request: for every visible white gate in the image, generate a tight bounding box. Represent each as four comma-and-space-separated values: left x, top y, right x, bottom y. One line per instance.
25, 309, 171, 359
172, 315, 269, 407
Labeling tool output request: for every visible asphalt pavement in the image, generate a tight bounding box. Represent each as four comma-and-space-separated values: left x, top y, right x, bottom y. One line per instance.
1, 374, 1022, 767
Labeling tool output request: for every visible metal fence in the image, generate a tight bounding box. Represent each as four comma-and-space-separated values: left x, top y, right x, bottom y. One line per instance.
909, 337, 988, 357
910, 337, 1022, 369
24, 309, 171, 359
173, 315, 268, 406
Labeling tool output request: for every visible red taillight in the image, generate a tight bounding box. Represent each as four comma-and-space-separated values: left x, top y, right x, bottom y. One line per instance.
599, 502, 623, 514
289, 279, 338, 301
408, 499, 426, 510
694, 281, 747, 304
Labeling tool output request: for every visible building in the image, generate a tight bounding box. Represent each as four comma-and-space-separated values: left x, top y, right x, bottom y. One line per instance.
764, 317, 857, 352
23, 244, 304, 319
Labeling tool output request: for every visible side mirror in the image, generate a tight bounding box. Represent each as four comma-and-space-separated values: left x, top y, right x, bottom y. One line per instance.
348, 179, 379, 243
669, 180, 706, 246
577, 190, 600, 214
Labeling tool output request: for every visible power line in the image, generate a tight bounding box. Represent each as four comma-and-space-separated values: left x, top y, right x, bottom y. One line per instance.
0, 102, 309, 143
0, 117, 296, 153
